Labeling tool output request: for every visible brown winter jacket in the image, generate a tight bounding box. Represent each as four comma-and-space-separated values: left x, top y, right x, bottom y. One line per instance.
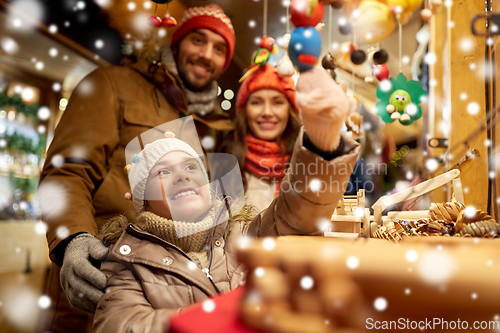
39, 58, 234, 265
93, 129, 360, 333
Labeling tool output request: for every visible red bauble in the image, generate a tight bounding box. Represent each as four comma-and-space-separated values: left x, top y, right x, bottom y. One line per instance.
161, 16, 177, 28
290, 0, 325, 27
373, 64, 390, 81
148, 15, 162, 27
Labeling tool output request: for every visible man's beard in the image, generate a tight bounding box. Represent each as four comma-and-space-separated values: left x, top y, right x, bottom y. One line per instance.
179, 58, 215, 92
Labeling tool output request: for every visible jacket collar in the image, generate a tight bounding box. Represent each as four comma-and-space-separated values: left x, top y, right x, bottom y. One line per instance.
127, 57, 189, 115
108, 202, 232, 296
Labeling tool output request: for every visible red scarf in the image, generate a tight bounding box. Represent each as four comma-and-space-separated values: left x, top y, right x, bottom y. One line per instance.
244, 135, 290, 196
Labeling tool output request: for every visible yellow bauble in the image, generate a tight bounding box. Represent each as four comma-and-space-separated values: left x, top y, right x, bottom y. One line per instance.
387, 0, 423, 13
355, 1, 395, 43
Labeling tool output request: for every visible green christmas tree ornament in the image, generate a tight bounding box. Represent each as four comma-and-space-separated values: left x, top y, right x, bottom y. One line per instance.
375, 73, 427, 126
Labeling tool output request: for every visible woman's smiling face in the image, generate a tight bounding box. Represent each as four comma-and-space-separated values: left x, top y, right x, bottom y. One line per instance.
246, 89, 290, 141
144, 151, 211, 221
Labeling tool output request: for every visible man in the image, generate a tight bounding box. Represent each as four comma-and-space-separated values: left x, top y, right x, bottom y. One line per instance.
37, 4, 235, 333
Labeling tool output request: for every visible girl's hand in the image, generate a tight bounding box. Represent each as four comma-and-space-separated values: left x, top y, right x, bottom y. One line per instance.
296, 67, 356, 152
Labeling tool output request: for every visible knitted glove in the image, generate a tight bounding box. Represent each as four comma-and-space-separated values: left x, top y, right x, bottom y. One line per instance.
296, 67, 356, 152
60, 233, 109, 313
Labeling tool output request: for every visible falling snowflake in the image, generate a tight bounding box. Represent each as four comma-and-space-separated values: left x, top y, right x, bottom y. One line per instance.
187, 261, 197, 271
238, 235, 252, 249
48, 24, 58, 34
374, 297, 387, 311
127, 2, 136, 10
346, 256, 359, 269
467, 102, 480, 115
300, 276, 314, 290
262, 238, 275, 251
405, 288, 411, 295
354, 207, 365, 219
417, 249, 456, 284
35, 221, 48, 235
464, 206, 477, 219
38, 295, 51, 309
38, 181, 69, 219
309, 179, 322, 192
405, 249, 418, 263
202, 299, 215, 313
459, 37, 474, 52
316, 217, 332, 232
51, 154, 64, 168
52, 82, 61, 92
425, 158, 439, 172
424, 52, 437, 65
35, 61, 44, 70
95, 39, 104, 49
49, 48, 58, 57
1, 37, 19, 55
56, 226, 70, 239
132, 12, 151, 33
255, 267, 265, 277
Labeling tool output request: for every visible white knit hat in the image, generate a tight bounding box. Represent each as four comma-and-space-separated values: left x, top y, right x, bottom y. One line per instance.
128, 132, 209, 212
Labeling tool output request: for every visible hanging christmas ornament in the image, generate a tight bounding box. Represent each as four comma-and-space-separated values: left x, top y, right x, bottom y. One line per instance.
289, 27, 322, 71
321, 52, 338, 80
373, 49, 389, 65
148, 0, 177, 28
288, 0, 325, 72
161, 16, 177, 28
388, 0, 423, 25
321, 52, 337, 70
350, 49, 366, 65
345, 112, 364, 139
239, 36, 279, 82
335, 42, 356, 66
373, 64, 390, 81
420, 8, 433, 21
339, 20, 353, 35
329, 0, 344, 9
148, 15, 162, 27
351, 1, 395, 43
375, 73, 427, 125
290, 0, 325, 27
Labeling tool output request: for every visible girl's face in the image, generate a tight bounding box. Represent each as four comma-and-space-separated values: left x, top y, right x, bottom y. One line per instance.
246, 89, 290, 141
144, 151, 211, 222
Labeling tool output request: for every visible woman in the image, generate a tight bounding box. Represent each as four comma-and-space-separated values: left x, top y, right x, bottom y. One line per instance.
230, 64, 301, 211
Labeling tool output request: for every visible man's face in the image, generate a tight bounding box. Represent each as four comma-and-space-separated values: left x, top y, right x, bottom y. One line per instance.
176, 29, 227, 91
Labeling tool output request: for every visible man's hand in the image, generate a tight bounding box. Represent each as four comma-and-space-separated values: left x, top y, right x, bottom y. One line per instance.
296, 67, 356, 152
60, 233, 109, 313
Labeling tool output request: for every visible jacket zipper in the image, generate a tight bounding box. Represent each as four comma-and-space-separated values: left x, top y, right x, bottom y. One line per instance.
205, 201, 229, 295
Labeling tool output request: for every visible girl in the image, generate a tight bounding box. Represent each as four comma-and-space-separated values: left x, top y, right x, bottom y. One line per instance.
93, 67, 359, 333
230, 64, 301, 211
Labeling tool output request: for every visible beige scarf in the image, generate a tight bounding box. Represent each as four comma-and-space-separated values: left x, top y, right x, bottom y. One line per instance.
136, 208, 216, 268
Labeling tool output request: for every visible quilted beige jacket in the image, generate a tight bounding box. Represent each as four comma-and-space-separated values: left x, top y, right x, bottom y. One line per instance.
93, 130, 360, 333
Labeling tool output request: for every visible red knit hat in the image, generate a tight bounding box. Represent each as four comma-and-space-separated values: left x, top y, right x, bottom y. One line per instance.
170, 4, 235, 71
236, 65, 299, 114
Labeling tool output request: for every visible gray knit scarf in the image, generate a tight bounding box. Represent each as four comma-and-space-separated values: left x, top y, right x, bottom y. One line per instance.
136, 208, 216, 268
161, 48, 218, 116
